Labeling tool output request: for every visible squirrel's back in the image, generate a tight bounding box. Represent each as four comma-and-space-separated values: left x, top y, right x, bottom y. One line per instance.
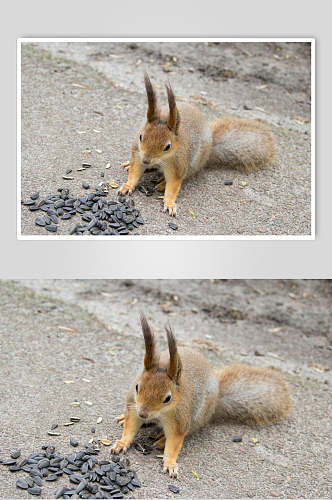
160, 347, 291, 434
159, 103, 275, 176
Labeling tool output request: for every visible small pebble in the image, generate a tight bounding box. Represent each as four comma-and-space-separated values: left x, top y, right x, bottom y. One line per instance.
10, 450, 21, 459
91, 427, 96, 433
66, 169, 72, 174
168, 484, 180, 494
30, 192, 40, 200
168, 222, 178, 230
70, 437, 79, 447
82, 182, 90, 189
232, 436, 242, 442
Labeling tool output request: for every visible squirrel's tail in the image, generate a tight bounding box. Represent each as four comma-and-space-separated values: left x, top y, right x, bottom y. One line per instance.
215, 364, 291, 425
208, 117, 276, 171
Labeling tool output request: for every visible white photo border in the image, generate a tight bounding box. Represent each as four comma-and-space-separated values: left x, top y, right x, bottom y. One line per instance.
17, 37, 315, 241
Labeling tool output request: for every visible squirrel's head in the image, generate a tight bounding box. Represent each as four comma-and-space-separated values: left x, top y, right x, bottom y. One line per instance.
134, 313, 182, 421
137, 74, 180, 167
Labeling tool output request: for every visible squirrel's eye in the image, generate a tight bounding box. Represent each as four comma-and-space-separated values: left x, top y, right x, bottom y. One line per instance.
163, 143, 171, 151
136, 384, 138, 393
163, 394, 171, 404
139, 134, 143, 142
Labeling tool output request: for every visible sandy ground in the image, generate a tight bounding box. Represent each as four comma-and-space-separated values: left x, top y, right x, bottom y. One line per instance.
20, 41, 312, 236
0, 279, 331, 498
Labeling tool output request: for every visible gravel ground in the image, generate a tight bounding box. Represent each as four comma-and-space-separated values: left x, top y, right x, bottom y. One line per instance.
0, 279, 331, 498
20, 41, 312, 236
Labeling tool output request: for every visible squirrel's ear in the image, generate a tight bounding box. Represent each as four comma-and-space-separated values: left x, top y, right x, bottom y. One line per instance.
140, 313, 158, 370
144, 73, 159, 123
166, 83, 180, 134
165, 325, 182, 383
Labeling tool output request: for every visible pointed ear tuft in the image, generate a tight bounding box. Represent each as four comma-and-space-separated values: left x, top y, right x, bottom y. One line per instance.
165, 83, 180, 133
165, 324, 182, 383
144, 73, 159, 123
140, 313, 158, 370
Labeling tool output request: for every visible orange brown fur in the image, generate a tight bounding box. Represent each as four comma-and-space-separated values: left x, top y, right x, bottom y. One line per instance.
111, 315, 291, 478
119, 75, 276, 216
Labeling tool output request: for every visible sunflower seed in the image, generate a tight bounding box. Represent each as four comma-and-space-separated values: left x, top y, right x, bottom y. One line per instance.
3, 459, 17, 465
168, 484, 180, 493
70, 417, 81, 422
82, 163, 91, 168
70, 438, 79, 447
55, 485, 68, 498
96, 417, 103, 424
168, 222, 178, 230
66, 169, 73, 174
45, 225, 58, 233
54, 199, 65, 209
62, 176, 74, 180
29, 487, 43, 496
224, 180, 233, 185
16, 478, 29, 489
51, 423, 58, 430
10, 450, 21, 459
131, 478, 141, 487
26, 477, 35, 487
64, 422, 75, 426
46, 474, 58, 481
30, 192, 40, 200
48, 431, 60, 436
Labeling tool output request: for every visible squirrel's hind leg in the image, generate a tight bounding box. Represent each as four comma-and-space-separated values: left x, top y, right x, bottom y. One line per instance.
152, 432, 166, 450
156, 179, 166, 192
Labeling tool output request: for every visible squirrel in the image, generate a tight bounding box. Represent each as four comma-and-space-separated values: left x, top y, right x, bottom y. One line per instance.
111, 314, 292, 478
118, 74, 276, 216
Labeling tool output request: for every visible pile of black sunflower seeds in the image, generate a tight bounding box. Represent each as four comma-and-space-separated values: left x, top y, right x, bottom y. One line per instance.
21, 186, 145, 236
0, 443, 141, 498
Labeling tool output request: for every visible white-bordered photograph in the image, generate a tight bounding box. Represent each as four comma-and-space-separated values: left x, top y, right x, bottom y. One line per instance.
18, 38, 314, 239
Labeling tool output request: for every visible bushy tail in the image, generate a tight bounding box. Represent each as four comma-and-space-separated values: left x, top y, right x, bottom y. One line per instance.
215, 364, 291, 425
208, 117, 276, 171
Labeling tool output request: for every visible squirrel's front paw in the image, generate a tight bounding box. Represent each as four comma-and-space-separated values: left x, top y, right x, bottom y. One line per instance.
121, 161, 131, 170
164, 200, 177, 217
163, 460, 178, 478
115, 414, 126, 426
118, 183, 134, 196
111, 440, 128, 455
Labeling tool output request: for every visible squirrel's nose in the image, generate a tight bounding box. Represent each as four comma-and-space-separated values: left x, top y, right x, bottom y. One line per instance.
138, 410, 148, 419
142, 155, 151, 165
